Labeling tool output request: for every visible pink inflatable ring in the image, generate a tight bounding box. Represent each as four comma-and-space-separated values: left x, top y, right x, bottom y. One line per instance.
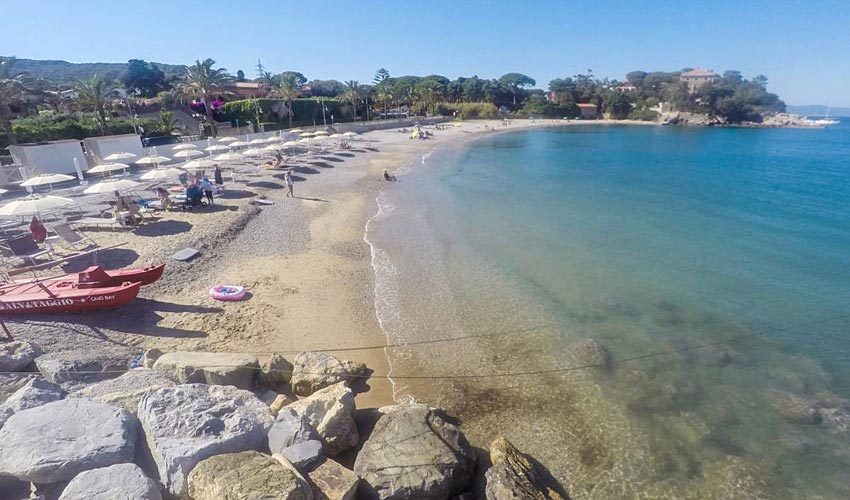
209, 285, 247, 301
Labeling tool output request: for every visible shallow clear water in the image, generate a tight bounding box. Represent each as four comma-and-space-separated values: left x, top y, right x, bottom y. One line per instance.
366, 123, 850, 498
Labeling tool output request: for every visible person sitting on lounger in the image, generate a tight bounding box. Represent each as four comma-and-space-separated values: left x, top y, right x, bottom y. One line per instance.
184, 181, 204, 209
154, 187, 173, 210
114, 190, 143, 224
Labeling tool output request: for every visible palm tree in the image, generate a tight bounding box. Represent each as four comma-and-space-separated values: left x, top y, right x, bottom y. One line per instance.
75, 74, 119, 134
0, 57, 43, 145
342, 80, 360, 121
180, 58, 232, 137
273, 82, 299, 129
154, 110, 181, 136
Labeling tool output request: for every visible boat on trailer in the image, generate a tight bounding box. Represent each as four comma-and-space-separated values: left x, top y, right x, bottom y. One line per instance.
0, 281, 141, 314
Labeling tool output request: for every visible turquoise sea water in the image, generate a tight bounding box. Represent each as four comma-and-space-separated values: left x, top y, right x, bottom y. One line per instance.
367, 122, 850, 498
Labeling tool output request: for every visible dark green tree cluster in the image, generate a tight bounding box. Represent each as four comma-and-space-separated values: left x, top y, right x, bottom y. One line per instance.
121, 59, 171, 98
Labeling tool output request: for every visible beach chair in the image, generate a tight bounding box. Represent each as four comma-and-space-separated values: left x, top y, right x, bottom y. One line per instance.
4, 235, 53, 266
73, 217, 128, 231
51, 223, 97, 250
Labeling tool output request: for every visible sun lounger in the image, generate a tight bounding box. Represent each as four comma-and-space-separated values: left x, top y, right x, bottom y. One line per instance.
73, 217, 128, 231
3, 235, 53, 266
51, 223, 96, 250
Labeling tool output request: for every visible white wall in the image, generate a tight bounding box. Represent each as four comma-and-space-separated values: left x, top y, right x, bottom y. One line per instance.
82, 134, 145, 167
7, 140, 86, 176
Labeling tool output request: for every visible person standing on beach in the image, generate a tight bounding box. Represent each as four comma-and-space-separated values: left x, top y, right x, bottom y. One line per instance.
284, 170, 294, 197
200, 177, 214, 205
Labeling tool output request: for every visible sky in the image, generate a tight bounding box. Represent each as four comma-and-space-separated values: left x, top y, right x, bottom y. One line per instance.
3, 0, 849, 106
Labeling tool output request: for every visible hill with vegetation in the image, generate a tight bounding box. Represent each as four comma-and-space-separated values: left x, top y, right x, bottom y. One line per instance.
1, 57, 186, 86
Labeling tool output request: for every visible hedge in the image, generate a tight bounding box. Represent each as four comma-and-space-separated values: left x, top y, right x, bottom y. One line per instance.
2, 113, 150, 148
220, 98, 354, 130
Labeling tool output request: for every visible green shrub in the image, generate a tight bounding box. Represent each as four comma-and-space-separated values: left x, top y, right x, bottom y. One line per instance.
431, 102, 499, 119
221, 98, 352, 129
7, 113, 137, 146
628, 108, 660, 121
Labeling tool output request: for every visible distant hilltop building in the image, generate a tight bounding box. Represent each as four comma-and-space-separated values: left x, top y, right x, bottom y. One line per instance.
679, 69, 719, 91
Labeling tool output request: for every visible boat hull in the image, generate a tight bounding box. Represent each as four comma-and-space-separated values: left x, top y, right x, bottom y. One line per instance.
9, 264, 165, 288
0, 282, 141, 314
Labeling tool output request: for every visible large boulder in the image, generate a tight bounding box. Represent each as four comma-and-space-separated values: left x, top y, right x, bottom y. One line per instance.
307, 457, 359, 500
354, 404, 475, 500
71, 369, 176, 414
260, 353, 295, 391
269, 408, 324, 468
0, 398, 137, 484
291, 351, 369, 396
58, 463, 162, 500
271, 392, 298, 416
288, 382, 358, 456
187, 451, 311, 500
137, 384, 273, 497
0, 340, 42, 372
0, 373, 39, 403
484, 437, 564, 500
0, 377, 65, 428
152, 351, 259, 390
35, 349, 131, 389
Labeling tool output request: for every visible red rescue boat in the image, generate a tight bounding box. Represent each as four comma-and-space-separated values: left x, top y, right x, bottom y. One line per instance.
8, 264, 165, 288
0, 280, 141, 315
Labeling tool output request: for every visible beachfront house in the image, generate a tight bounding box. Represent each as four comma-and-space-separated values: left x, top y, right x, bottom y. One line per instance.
224, 82, 268, 99
577, 103, 599, 119
680, 69, 719, 92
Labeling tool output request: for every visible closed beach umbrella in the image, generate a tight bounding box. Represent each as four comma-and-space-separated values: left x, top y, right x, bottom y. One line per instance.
242, 148, 266, 157
172, 144, 198, 151
213, 153, 246, 162
0, 195, 74, 217
205, 144, 230, 152
83, 179, 140, 194
103, 152, 137, 162
174, 149, 204, 159
140, 167, 185, 181
86, 163, 129, 174
135, 155, 171, 167
183, 158, 218, 170
21, 173, 75, 188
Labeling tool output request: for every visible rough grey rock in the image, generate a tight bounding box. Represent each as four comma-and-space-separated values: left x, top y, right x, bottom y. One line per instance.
571, 338, 611, 369
58, 463, 162, 500
141, 348, 164, 369
271, 392, 298, 416
261, 389, 280, 405
484, 437, 563, 500
291, 351, 369, 396
152, 351, 259, 390
137, 384, 273, 497
0, 377, 65, 429
354, 404, 475, 500
188, 451, 311, 500
0, 340, 42, 373
269, 408, 324, 468
307, 457, 359, 500
283, 440, 324, 469
71, 369, 176, 414
35, 349, 131, 389
0, 373, 38, 404
288, 382, 358, 456
0, 398, 137, 484
260, 353, 295, 391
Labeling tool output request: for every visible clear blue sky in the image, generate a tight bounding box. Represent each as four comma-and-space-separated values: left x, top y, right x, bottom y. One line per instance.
4, 0, 849, 106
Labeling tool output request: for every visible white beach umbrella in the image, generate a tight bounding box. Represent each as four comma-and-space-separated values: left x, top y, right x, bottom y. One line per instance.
172, 143, 198, 151
213, 152, 246, 162
228, 140, 249, 148
83, 179, 140, 195
298, 138, 311, 144
0, 195, 74, 217
173, 149, 204, 159
217, 136, 237, 143
248, 138, 267, 145
299, 132, 315, 138
282, 141, 300, 147
135, 155, 171, 166
184, 158, 218, 170
329, 134, 343, 139
259, 144, 279, 153
86, 163, 129, 174
242, 148, 266, 157
20, 173, 76, 188
205, 144, 230, 152
103, 152, 137, 162
140, 167, 185, 181
313, 131, 329, 136
289, 128, 304, 133
342, 131, 358, 137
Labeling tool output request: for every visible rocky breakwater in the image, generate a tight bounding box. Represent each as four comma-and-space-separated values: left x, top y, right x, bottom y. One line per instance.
0, 342, 560, 499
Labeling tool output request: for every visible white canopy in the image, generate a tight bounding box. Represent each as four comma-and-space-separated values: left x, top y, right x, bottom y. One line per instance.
205, 144, 230, 152
217, 136, 237, 143
20, 174, 75, 187
172, 144, 198, 151
135, 155, 171, 165
0, 195, 75, 217
140, 167, 185, 181
228, 141, 249, 148
173, 149, 204, 159
213, 153, 246, 162
184, 159, 218, 170
83, 179, 140, 195
103, 152, 137, 162
242, 148, 266, 157
248, 138, 268, 145
313, 131, 329, 136
343, 131, 358, 137
87, 163, 129, 174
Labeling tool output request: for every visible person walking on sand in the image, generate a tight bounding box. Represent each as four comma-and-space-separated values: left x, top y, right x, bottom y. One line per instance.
284, 170, 294, 197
